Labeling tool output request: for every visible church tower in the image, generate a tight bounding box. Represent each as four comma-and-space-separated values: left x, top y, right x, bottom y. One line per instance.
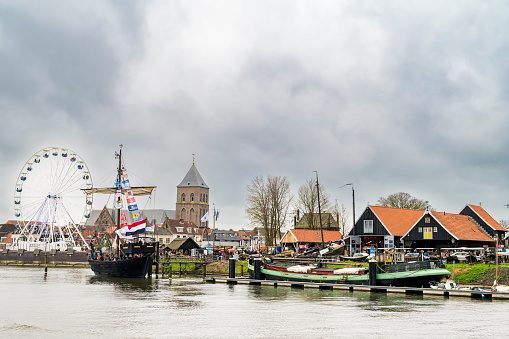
176, 158, 209, 227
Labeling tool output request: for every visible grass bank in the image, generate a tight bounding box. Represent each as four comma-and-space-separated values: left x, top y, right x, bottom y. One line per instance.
445, 263, 509, 285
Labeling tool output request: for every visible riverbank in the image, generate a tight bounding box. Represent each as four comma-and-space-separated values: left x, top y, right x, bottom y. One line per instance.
446, 263, 509, 285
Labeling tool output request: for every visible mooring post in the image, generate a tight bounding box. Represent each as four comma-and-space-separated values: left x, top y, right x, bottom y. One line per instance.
368, 258, 377, 286
254, 258, 261, 280
44, 253, 48, 273
229, 258, 236, 278
169, 263, 173, 279
155, 242, 160, 277
203, 263, 207, 278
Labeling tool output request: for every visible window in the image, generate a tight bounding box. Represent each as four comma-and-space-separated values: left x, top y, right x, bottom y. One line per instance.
190, 193, 194, 202
180, 208, 186, 220
425, 217, 430, 223
194, 228, 198, 233
433, 227, 438, 233
189, 208, 195, 221
181, 193, 186, 202
176, 227, 184, 232
187, 227, 192, 233
418, 227, 422, 233
364, 220, 373, 233
424, 227, 433, 239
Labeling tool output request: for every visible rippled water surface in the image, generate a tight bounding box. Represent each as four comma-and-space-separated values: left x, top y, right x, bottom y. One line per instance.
0, 266, 507, 338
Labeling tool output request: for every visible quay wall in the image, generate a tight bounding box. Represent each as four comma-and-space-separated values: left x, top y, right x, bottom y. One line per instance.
0, 249, 88, 265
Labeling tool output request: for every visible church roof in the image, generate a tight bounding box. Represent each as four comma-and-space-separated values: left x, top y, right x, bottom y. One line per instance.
178, 163, 208, 188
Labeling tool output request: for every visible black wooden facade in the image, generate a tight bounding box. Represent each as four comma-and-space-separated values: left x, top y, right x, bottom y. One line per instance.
459, 205, 504, 241
402, 213, 454, 248
350, 207, 390, 237
349, 206, 392, 249
402, 212, 493, 248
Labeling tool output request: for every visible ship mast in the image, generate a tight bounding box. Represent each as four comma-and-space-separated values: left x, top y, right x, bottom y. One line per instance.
115, 145, 123, 256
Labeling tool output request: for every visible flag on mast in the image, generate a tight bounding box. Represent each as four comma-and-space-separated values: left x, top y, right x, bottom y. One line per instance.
215, 210, 220, 221
126, 218, 147, 236
201, 212, 209, 222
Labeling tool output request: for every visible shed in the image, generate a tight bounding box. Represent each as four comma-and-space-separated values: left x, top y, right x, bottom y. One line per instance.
168, 237, 200, 252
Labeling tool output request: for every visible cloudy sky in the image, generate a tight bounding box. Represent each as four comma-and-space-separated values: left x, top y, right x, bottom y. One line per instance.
1, 1, 509, 231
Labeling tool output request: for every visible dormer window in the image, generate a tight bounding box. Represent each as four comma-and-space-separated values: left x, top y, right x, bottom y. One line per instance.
176, 227, 184, 232
187, 227, 192, 233
194, 228, 198, 233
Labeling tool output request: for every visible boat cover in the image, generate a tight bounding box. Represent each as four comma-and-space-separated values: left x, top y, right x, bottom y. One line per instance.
333, 267, 366, 275
287, 265, 316, 273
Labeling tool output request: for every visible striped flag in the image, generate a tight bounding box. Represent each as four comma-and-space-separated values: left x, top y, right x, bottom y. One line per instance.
126, 219, 147, 236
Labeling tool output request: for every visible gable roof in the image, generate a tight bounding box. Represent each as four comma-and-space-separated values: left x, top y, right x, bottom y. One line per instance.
295, 213, 339, 229
431, 211, 493, 242
168, 237, 200, 250
284, 229, 342, 243
464, 204, 506, 231
163, 218, 201, 236
178, 163, 208, 188
370, 206, 424, 236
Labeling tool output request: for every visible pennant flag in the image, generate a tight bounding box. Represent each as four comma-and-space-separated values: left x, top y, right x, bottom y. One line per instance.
128, 204, 139, 212
201, 212, 209, 222
115, 180, 121, 189
215, 210, 220, 221
146, 226, 155, 232
114, 192, 122, 210
132, 212, 140, 220
125, 190, 133, 197
120, 222, 128, 228
127, 197, 136, 204
126, 218, 147, 236
122, 179, 131, 190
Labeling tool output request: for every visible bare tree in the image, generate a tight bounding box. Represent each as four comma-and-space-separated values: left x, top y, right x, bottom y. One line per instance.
332, 198, 350, 237
377, 192, 431, 210
499, 219, 509, 230
295, 179, 331, 229
245, 175, 292, 248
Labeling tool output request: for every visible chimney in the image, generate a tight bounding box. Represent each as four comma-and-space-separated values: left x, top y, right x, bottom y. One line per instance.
179, 219, 184, 224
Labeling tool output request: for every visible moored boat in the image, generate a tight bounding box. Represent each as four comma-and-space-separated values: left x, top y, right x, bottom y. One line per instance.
248, 258, 450, 287
86, 146, 157, 278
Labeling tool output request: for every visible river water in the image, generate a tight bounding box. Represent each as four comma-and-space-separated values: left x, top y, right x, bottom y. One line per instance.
0, 266, 507, 338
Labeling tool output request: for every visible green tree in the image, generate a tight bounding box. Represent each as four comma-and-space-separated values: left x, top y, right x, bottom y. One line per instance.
377, 192, 430, 210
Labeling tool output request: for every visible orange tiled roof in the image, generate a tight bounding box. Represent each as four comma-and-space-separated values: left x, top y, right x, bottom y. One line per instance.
370, 206, 424, 236
431, 211, 493, 242
289, 229, 342, 243
467, 204, 506, 231
2, 232, 12, 243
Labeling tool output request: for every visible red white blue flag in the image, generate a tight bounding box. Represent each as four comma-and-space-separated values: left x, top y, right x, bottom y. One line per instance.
126, 218, 147, 236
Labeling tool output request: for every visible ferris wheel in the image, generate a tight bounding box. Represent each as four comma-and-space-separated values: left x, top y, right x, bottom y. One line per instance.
14, 147, 93, 250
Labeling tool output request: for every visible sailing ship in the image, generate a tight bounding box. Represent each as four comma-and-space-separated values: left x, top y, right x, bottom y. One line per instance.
85, 146, 157, 278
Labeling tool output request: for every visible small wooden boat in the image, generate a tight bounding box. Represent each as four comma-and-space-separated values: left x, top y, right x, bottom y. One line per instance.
338, 253, 369, 262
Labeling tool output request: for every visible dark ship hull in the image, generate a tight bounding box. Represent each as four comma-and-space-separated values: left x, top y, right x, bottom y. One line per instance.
89, 254, 154, 278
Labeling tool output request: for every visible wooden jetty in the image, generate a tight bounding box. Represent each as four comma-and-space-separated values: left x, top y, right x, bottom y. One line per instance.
205, 277, 509, 300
